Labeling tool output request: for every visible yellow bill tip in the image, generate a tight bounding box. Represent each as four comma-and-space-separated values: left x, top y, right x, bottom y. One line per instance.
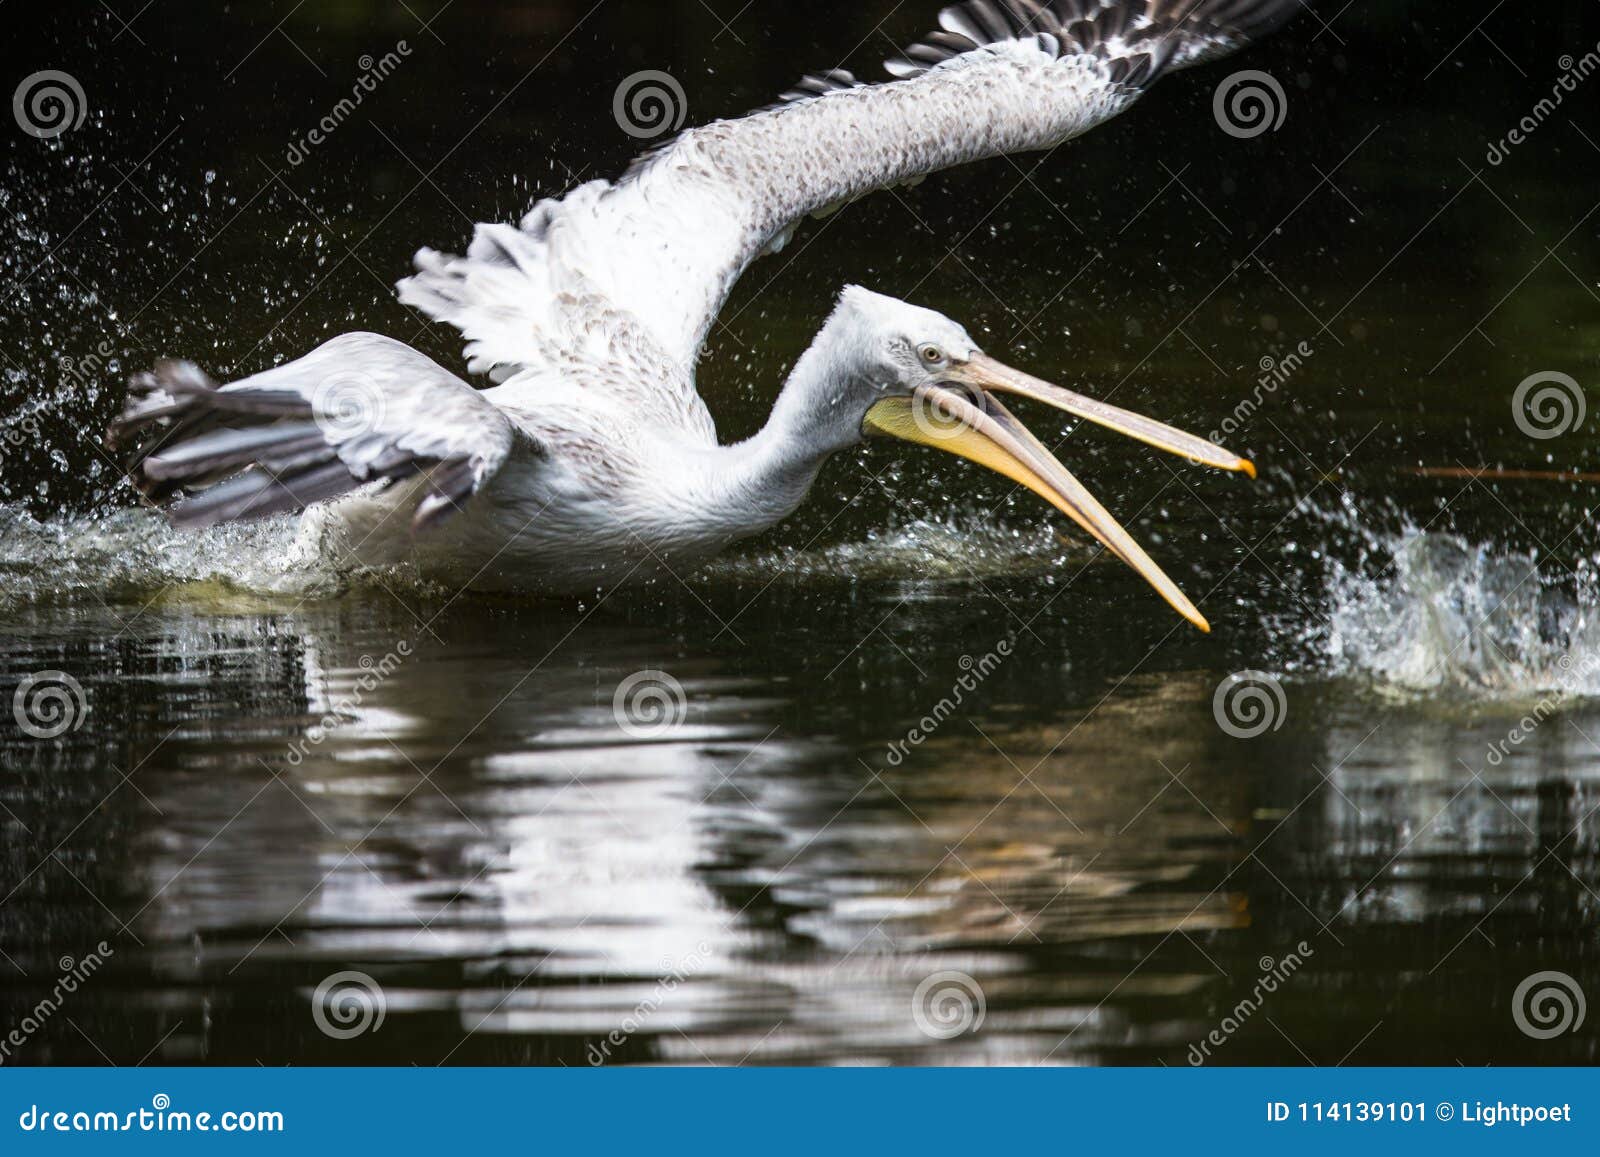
1238, 458, 1257, 480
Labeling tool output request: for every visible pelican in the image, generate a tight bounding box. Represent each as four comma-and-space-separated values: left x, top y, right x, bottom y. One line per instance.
110, 0, 1302, 631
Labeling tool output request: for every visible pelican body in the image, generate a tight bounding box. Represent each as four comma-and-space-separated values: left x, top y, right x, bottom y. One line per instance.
111, 0, 1303, 631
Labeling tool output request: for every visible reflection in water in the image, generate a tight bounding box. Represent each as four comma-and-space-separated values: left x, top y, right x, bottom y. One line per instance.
3, 575, 1595, 1066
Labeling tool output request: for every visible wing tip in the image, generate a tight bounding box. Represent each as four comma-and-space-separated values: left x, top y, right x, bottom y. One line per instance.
881, 0, 1307, 86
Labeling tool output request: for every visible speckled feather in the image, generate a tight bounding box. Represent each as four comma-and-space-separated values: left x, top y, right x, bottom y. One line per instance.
398, 0, 1304, 404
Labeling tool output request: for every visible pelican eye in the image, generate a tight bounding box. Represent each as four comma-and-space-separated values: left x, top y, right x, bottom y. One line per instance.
918, 343, 945, 366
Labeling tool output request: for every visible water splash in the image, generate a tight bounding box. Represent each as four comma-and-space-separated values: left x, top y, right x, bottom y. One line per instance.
12, 493, 1600, 706
0, 504, 329, 610
1288, 500, 1600, 699
0, 503, 1082, 611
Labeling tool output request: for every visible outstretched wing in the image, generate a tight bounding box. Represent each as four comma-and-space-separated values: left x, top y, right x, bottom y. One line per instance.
399, 0, 1303, 383
108, 332, 533, 532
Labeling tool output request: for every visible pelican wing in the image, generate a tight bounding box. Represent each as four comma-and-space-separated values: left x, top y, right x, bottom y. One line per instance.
399, 0, 1303, 391
108, 332, 535, 531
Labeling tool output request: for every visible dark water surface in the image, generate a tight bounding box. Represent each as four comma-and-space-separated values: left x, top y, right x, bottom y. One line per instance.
2, 1, 1599, 1065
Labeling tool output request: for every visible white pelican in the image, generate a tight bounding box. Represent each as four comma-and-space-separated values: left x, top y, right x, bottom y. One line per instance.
110, 0, 1302, 631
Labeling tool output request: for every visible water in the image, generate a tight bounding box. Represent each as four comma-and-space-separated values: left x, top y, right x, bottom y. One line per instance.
2, 0, 1599, 1066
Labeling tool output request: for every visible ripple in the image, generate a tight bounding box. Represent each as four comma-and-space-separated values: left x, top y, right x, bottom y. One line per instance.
703, 518, 1085, 582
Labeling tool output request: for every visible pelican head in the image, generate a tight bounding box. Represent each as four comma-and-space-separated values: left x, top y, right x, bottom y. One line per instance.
793, 287, 1256, 632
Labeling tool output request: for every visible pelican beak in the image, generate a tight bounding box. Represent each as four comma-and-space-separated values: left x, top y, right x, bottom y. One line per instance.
862, 356, 1255, 633
950, 354, 1256, 478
